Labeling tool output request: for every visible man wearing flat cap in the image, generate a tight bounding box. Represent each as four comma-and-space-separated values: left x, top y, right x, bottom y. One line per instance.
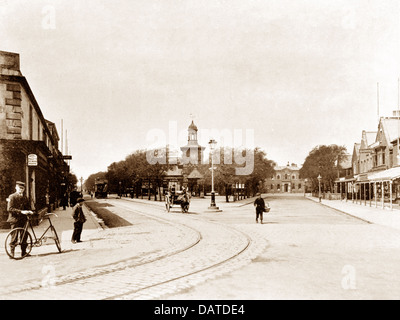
71, 198, 86, 243
7, 181, 34, 257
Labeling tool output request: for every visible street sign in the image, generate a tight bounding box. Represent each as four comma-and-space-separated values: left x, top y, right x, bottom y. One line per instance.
27, 154, 37, 166
62, 155, 72, 160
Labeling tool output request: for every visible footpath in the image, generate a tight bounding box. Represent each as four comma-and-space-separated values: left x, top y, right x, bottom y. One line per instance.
306, 195, 400, 232
0, 198, 103, 256
0, 194, 254, 258
2, 193, 400, 255
3, 193, 400, 248
1, 193, 400, 300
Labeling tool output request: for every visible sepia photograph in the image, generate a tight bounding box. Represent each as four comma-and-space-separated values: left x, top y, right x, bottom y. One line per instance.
0, 0, 400, 306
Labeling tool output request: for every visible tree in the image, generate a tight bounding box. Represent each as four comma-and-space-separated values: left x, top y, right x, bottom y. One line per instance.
300, 144, 347, 192
206, 147, 275, 198
242, 148, 276, 196
86, 171, 107, 193
104, 149, 168, 200
67, 172, 78, 191
144, 148, 168, 201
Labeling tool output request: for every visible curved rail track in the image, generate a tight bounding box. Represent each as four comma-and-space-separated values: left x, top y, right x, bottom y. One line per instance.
1, 198, 259, 300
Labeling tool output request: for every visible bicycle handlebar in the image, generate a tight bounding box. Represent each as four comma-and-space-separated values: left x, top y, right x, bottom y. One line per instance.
21, 210, 34, 215
44, 213, 58, 218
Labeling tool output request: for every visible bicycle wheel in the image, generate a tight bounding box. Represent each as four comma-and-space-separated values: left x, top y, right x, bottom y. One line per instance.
50, 226, 62, 253
5, 228, 33, 260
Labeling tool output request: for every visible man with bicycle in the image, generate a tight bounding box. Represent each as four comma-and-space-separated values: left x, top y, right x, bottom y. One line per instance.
7, 181, 33, 257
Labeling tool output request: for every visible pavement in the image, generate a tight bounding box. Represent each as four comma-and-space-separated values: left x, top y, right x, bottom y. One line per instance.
0, 194, 265, 299
306, 194, 400, 232
0, 197, 104, 260
1, 193, 400, 300
2, 193, 400, 258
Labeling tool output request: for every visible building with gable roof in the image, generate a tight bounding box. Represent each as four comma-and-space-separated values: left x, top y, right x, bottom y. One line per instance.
335, 112, 400, 208
359, 130, 377, 174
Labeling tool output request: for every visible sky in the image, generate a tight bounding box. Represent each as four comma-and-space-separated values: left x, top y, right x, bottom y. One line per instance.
1, 0, 400, 180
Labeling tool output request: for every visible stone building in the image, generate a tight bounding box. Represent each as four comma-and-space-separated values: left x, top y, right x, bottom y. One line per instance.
264, 162, 305, 193
0, 50, 68, 227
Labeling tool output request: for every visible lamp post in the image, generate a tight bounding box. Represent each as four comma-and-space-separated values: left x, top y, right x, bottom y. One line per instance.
207, 139, 221, 212
317, 174, 322, 202
304, 178, 308, 197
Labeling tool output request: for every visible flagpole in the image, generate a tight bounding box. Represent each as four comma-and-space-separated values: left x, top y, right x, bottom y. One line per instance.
377, 82, 380, 122
398, 78, 400, 165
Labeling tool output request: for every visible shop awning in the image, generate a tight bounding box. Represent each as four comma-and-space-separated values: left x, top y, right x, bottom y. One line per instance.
336, 177, 356, 183
368, 166, 400, 182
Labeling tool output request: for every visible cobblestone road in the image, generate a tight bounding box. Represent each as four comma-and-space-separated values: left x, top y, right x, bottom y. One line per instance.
166, 196, 400, 300
0, 198, 267, 300
2, 195, 400, 300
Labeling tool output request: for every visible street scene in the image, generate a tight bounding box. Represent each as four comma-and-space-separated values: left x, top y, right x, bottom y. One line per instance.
1, 193, 400, 300
1, 0, 400, 304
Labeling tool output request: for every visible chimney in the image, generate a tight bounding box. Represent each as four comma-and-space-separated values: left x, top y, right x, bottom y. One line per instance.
0, 51, 22, 76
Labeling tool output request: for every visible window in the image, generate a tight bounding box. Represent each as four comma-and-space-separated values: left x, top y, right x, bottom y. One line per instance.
292, 175, 296, 180
277, 174, 281, 180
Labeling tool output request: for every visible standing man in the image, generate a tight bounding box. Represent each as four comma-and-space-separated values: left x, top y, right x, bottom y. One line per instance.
7, 181, 33, 257
254, 193, 266, 224
70, 188, 80, 207
71, 198, 86, 243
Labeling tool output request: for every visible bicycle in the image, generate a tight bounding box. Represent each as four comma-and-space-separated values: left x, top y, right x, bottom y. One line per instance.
5, 211, 62, 260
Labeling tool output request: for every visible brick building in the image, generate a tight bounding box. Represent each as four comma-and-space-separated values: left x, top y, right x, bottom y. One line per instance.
0, 50, 68, 227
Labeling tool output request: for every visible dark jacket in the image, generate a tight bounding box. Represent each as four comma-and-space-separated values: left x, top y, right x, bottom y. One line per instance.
72, 204, 86, 223
7, 192, 31, 224
254, 197, 265, 211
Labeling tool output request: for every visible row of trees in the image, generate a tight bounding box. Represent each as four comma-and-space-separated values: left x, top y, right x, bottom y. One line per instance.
300, 144, 348, 193
85, 144, 349, 199
86, 147, 276, 200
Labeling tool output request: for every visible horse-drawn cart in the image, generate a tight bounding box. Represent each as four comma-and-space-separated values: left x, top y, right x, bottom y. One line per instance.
165, 190, 190, 213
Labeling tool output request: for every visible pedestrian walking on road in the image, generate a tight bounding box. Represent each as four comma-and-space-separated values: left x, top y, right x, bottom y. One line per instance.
254, 193, 266, 224
7, 181, 34, 257
71, 198, 86, 243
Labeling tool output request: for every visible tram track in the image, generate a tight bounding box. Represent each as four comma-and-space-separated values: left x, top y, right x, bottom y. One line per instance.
0, 200, 201, 298
105, 198, 253, 300
2, 198, 255, 300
